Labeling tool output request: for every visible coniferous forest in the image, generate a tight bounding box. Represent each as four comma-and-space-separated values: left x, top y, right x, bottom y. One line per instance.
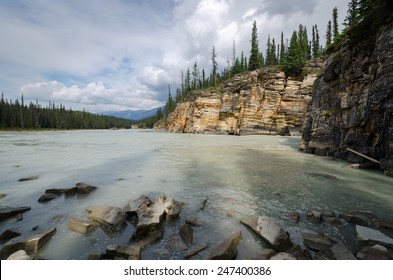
0, 93, 132, 129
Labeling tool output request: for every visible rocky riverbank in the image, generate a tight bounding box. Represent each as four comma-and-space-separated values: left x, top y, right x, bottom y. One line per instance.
1, 183, 392, 260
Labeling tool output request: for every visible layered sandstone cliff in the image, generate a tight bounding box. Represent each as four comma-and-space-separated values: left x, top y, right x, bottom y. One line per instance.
300, 22, 393, 176
163, 62, 322, 136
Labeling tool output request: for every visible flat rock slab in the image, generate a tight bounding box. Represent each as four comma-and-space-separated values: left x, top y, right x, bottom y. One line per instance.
68, 219, 98, 234
0, 206, 31, 220
208, 231, 242, 260
331, 243, 356, 260
179, 224, 193, 245
38, 193, 60, 203
0, 228, 56, 258
356, 225, 393, 248
303, 233, 333, 251
240, 215, 292, 252
75, 183, 97, 194
86, 205, 126, 231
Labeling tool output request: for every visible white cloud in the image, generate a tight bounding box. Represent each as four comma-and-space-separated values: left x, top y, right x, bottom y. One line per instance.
1, 0, 349, 112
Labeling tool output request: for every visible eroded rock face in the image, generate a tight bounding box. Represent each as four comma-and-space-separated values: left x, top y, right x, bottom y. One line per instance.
301, 22, 393, 176
161, 63, 321, 135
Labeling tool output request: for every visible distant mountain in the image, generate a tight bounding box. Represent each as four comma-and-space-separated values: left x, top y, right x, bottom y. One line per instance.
100, 107, 161, 121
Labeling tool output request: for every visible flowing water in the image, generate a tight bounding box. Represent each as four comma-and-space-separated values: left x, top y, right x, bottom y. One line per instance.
1, 130, 393, 259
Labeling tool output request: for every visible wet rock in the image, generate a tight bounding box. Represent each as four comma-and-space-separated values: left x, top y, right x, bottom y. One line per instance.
0, 228, 22, 243
356, 225, 393, 248
0, 193, 6, 199
124, 195, 152, 215
18, 176, 38, 182
321, 211, 341, 226
184, 243, 208, 258
106, 244, 141, 260
86, 205, 127, 232
303, 233, 333, 251
75, 183, 97, 194
0, 228, 56, 258
208, 231, 242, 260
372, 219, 393, 230
270, 252, 296, 260
179, 224, 193, 245
7, 250, 32, 260
166, 201, 184, 221
168, 234, 188, 252
306, 209, 321, 224
136, 229, 163, 248
240, 216, 292, 252
87, 253, 103, 260
38, 193, 60, 203
283, 211, 299, 223
340, 210, 377, 226
331, 243, 356, 260
198, 196, 208, 210
185, 217, 202, 227
68, 219, 98, 234
0, 206, 31, 221
134, 198, 166, 241
357, 244, 389, 260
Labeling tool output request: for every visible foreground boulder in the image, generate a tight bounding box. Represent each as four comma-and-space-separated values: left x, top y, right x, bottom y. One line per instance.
331, 243, 356, 260
106, 244, 141, 260
340, 211, 377, 226
240, 216, 292, 251
133, 197, 166, 241
303, 232, 333, 251
0, 228, 22, 243
356, 225, 393, 248
0, 228, 56, 258
0, 206, 31, 221
86, 205, 126, 231
208, 231, 242, 260
356, 245, 389, 260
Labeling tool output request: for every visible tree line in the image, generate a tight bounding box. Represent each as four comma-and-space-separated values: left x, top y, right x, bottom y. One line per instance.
0, 93, 133, 129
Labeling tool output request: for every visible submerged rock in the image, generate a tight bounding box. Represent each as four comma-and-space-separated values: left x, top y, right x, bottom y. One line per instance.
0, 193, 6, 199
106, 244, 141, 260
0, 206, 31, 221
86, 205, 126, 232
306, 209, 322, 224
179, 224, 193, 245
184, 243, 208, 258
270, 252, 296, 260
185, 217, 202, 227
240, 216, 292, 252
340, 211, 377, 226
208, 231, 242, 260
18, 176, 38, 182
38, 193, 59, 203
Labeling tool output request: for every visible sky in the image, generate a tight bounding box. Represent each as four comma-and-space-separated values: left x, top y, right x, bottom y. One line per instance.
0, 0, 348, 112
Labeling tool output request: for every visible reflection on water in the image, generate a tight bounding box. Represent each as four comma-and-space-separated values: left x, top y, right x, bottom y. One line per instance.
0, 130, 393, 259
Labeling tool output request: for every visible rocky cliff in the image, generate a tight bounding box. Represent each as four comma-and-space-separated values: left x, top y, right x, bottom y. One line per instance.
162, 62, 322, 136
300, 22, 393, 176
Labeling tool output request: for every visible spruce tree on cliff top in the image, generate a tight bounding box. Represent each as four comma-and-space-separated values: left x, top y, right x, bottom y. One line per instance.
248, 21, 261, 71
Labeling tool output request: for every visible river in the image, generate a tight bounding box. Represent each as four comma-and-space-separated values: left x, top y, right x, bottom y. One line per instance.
1, 130, 393, 259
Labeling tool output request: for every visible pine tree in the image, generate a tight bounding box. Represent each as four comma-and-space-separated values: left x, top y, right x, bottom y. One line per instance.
211, 45, 218, 87
326, 20, 332, 47
312, 25, 320, 58
192, 62, 199, 90
249, 20, 261, 70
280, 32, 285, 64
332, 7, 340, 41
265, 35, 271, 65
185, 68, 191, 94
282, 30, 305, 72
345, 0, 359, 29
